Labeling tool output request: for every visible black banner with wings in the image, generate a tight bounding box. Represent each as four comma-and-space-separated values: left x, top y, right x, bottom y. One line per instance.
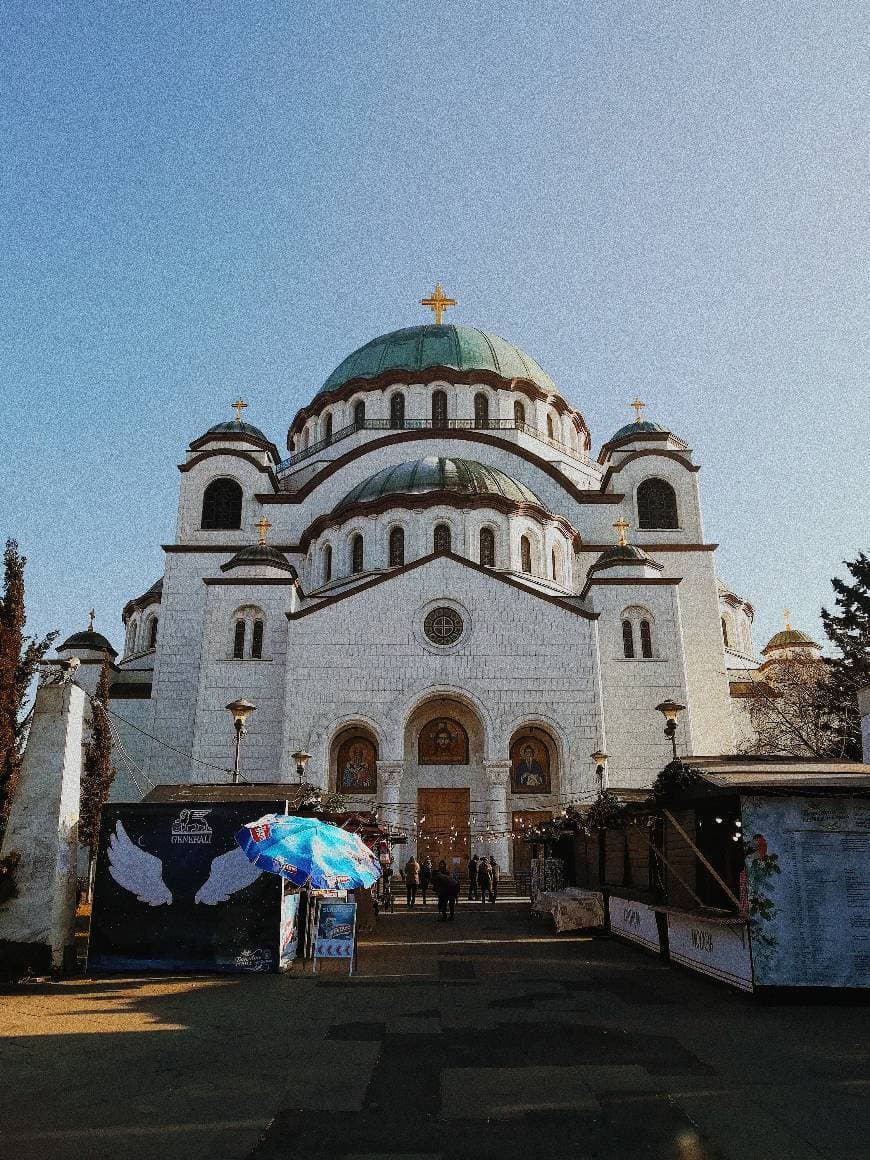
88, 801, 285, 972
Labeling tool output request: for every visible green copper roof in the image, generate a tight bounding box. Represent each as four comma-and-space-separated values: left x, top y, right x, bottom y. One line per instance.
221, 544, 296, 573
57, 629, 117, 656
204, 420, 270, 443
609, 420, 669, 443
337, 457, 543, 510
319, 324, 560, 396
762, 628, 819, 654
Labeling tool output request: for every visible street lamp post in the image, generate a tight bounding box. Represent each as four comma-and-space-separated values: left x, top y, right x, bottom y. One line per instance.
590, 750, 609, 792
226, 699, 257, 784
292, 750, 312, 784
654, 700, 685, 762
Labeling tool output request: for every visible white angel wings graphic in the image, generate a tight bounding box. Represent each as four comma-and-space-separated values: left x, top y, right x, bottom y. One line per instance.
106, 821, 262, 906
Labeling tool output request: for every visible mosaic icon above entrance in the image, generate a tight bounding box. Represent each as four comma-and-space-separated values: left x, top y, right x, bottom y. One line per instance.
423, 606, 463, 646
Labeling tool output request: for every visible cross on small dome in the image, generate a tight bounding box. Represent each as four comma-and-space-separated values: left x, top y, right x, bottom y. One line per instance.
255, 517, 272, 546
420, 282, 457, 325
613, 518, 630, 547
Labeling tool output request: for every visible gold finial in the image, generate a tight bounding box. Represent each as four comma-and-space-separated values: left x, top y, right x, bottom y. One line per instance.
784, 607, 791, 631
232, 398, 248, 424
613, 518, 630, 547
87, 608, 96, 632
255, 517, 272, 546
420, 282, 457, 325
630, 397, 646, 424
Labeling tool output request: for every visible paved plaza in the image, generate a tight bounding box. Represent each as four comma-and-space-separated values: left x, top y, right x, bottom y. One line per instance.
1, 898, 869, 1160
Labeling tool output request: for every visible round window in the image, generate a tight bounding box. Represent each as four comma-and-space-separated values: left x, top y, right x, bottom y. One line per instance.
423, 606, 464, 646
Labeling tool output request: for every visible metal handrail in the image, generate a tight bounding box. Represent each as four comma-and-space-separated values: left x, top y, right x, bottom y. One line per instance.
278, 417, 582, 473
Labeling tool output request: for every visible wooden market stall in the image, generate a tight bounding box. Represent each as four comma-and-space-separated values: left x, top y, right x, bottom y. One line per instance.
595, 757, 870, 993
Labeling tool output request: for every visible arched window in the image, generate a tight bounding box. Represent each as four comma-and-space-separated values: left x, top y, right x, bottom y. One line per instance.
323, 544, 332, 584
389, 526, 405, 567
640, 619, 653, 659
546, 414, 555, 440
520, 535, 532, 574
390, 393, 405, 428
622, 620, 635, 659
324, 413, 333, 441
434, 523, 451, 553
201, 478, 243, 530
637, 478, 678, 529
353, 400, 365, 427
474, 393, 489, 429
148, 617, 159, 650
432, 389, 448, 428
721, 617, 729, 647
551, 549, 558, 583
351, 533, 364, 574
233, 619, 246, 659
514, 399, 526, 426
251, 619, 264, 659
125, 620, 137, 656
479, 527, 495, 567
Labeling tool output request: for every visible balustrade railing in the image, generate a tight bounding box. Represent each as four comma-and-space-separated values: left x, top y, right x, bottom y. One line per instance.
277, 417, 582, 474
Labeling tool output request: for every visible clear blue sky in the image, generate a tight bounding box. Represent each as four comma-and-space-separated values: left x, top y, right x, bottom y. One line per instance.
2, 1, 867, 655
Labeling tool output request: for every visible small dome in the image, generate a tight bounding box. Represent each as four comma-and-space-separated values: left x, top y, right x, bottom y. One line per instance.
203, 420, 271, 443
220, 544, 296, 574
57, 629, 117, 657
588, 544, 663, 575
319, 324, 560, 397
762, 627, 820, 655
608, 420, 669, 443
336, 457, 543, 510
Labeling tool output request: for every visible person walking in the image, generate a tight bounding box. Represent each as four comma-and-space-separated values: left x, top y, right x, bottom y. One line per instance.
404, 856, 420, 907
478, 856, 493, 904
419, 857, 433, 905
489, 855, 501, 903
432, 859, 459, 921
468, 854, 480, 900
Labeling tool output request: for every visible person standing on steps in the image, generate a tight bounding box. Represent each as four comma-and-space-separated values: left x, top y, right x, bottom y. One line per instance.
489, 855, 500, 902
404, 856, 420, 907
478, 856, 493, 904
432, 859, 459, 921
468, 854, 480, 900
419, 856, 433, 905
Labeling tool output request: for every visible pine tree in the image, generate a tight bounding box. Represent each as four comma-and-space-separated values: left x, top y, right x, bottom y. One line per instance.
820, 552, 870, 760
0, 539, 57, 840
79, 658, 116, 866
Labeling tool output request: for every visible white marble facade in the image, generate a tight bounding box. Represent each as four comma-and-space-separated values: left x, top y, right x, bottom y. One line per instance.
55, 321, 758, 871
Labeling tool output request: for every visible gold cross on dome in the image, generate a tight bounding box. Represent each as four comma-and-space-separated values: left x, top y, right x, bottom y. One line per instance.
613, 518, 630, 547
784, 607, 791, 630
630, 397, 646, 423
256, 517, 272, 546
88, 608, 96, 632
232, 398, 248, 424
420, 282, 457, 325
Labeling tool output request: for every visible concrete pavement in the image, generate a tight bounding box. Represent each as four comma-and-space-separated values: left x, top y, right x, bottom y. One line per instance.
1, 897, 868, 1160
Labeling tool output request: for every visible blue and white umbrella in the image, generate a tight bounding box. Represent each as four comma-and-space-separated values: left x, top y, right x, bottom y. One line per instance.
235, 814, 383, 891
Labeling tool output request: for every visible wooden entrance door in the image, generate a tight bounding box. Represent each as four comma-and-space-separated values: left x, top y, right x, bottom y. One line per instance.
417, 789, 470, 876
512, 810, 553, 881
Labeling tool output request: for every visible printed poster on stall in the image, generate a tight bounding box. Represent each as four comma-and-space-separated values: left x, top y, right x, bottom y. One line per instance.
313, 900, 357, 959
742, 795, 870, 988
279, 887, 301, 968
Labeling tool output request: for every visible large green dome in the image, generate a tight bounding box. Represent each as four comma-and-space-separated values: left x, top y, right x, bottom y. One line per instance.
319, 324, 559, 397
336, 457, 543, 510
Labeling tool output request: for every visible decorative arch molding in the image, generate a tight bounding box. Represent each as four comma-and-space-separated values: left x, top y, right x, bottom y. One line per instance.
179, 448, 279, 488
189, 429, 281, 461
600, 449, 699, 490
260, 429, 622, 509
503, 712, 570, 771
297, 490, 582, 552
287, 366, 590, 447
387, 682, 496, 762
305, 710, 390, 779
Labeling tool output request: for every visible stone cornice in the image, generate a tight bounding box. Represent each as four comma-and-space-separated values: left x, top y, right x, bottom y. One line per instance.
597, 429, 689, 465
578, 574, 683, 600
179, 449, 280, 490
189, 429, 282, 462
577, 542, 717, 553
260, 430, 623, 508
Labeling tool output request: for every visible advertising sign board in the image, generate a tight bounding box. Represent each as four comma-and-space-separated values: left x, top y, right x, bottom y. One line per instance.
88, 802, 283, 973
313, 899, 357, 973
666, 912, 753, 991
608, 896, 661, 953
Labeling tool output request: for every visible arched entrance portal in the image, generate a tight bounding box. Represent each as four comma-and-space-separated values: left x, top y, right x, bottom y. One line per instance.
404, 696, 484, 877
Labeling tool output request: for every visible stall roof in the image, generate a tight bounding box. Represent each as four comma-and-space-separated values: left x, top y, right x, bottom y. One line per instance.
681, 755, 870, 792
142, 782, 309, 804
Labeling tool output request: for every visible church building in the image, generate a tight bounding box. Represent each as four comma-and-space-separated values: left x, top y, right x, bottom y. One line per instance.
54, 288, 782, 875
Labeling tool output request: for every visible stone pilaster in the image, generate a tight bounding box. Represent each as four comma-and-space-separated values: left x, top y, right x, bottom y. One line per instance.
483, 760, 512, 872
376, 761, 404, 834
